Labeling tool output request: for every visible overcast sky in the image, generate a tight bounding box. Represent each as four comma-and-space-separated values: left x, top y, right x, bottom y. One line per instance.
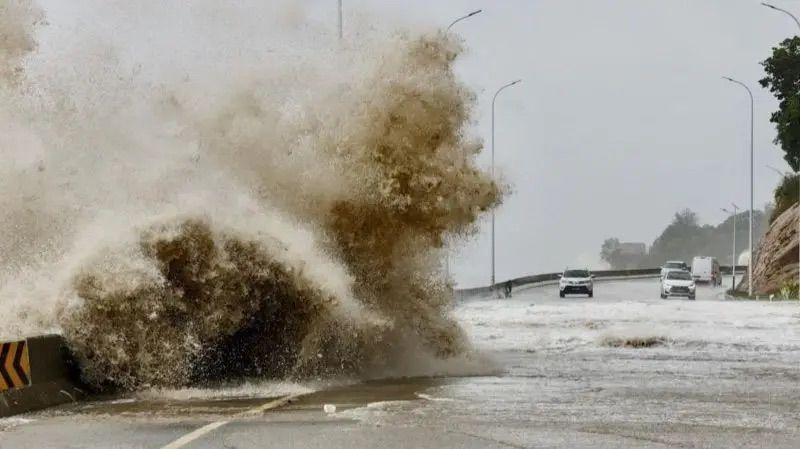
37, 0, 798, 288
353, 0, 795, 287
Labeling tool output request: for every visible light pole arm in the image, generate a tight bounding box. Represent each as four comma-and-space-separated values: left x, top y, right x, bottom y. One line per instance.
767, 165, 783, 177
723, 77, 754, 105
447, 10, 483, 31
491, 80, 522, 174
763, 3, 800, 31
492, 80, 522, 105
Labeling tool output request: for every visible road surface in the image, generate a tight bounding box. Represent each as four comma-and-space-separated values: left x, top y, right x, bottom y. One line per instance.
2, 277, 799, 448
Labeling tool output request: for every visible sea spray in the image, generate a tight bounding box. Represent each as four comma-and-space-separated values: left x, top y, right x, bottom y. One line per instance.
0, 0, 42, 85
0, 1, 502, 390
61, 213, 376, 389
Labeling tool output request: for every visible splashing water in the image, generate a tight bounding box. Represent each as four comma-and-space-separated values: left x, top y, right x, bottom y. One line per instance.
0, 1, 502, 391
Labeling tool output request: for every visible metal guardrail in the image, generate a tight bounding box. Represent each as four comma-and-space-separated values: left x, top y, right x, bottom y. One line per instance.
455, 265, 747, 300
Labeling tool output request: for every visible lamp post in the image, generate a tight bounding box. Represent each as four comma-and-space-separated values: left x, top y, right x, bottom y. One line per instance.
766, 164, 800, 299
762, 2, 800, 31
337, 0, 343, 40
723, 76, 755, 296
722, 204, 740, 290
447, 10, 483, 32
491, 79, 522, 288
442, 9, 482, 286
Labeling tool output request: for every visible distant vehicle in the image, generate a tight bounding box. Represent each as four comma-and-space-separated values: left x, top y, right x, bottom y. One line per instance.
691, 256, 721, 285
559, 269, 594, 298
660, 270, 696, 300
660, 260, 689, 279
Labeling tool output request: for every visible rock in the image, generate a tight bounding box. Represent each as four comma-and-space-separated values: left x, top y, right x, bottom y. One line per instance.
738, 203, 799, 295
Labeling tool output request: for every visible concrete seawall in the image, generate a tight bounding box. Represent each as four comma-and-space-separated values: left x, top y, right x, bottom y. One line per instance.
0, 335, 85, 418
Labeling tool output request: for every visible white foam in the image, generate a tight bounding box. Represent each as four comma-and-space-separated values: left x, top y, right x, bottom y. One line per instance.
136, 381, 313, 401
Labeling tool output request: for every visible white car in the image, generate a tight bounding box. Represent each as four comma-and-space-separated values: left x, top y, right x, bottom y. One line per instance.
660, 270, 696, 300
660, 260, 689, 279
559, 269, 594, 298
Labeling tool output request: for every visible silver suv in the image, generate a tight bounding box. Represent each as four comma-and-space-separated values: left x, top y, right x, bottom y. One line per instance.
559, 269, 594, 298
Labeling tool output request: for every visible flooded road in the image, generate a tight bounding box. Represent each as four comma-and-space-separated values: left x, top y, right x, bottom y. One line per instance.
415, 277, 800, 448
2, 277, 799, 448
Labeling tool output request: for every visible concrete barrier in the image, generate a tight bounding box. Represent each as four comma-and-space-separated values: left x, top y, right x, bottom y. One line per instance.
456, 265, 747, 300
0, 335, 85, 418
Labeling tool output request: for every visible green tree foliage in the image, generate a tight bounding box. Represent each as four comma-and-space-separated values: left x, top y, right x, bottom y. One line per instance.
771, 174, 799, 223
760, 37, 800, 171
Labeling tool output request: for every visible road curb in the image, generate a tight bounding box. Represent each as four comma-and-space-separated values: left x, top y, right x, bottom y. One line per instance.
0, 335, 86, 418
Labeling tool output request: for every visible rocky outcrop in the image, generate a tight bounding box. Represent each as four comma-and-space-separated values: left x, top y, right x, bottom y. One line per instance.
738, 203, 799, 295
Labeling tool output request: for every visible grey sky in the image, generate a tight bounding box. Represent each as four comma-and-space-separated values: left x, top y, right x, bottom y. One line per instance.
36, 0, 797, 288
356, 0, 793, 287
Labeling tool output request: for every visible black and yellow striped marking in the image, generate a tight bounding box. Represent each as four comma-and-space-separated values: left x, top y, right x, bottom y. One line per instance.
0, 340, 31, 391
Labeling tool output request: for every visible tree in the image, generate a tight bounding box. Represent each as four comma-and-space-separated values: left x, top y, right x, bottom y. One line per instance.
760, 37, 800, 171
771, 173, 800, 222
601, 208, 770, 270
673, 208, 698, 227
647, 209, 705, 265
600, 238, 621, 266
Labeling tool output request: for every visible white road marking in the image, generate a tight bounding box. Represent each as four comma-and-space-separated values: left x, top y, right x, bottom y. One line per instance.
158, 394, 301, 449
160, 420, 230, 449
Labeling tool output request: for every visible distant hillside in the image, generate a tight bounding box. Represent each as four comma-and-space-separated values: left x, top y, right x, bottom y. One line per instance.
601, 208, 769, 269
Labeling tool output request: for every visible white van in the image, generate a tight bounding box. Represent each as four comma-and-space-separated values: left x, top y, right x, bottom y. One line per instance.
691, 256, 721, 285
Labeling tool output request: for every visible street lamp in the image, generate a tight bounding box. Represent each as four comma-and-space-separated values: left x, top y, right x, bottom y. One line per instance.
442, 9, 482, 285
447, 10, 483, 32
766, 164, 800, 299
722, 204, 740, 290
337, 0, 343, 40
723, 76, 755, 297
491, 79, 522, 288
762, 3, 800, 31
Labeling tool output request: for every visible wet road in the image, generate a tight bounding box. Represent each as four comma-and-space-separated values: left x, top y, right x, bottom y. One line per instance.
2, 277, 800, 448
